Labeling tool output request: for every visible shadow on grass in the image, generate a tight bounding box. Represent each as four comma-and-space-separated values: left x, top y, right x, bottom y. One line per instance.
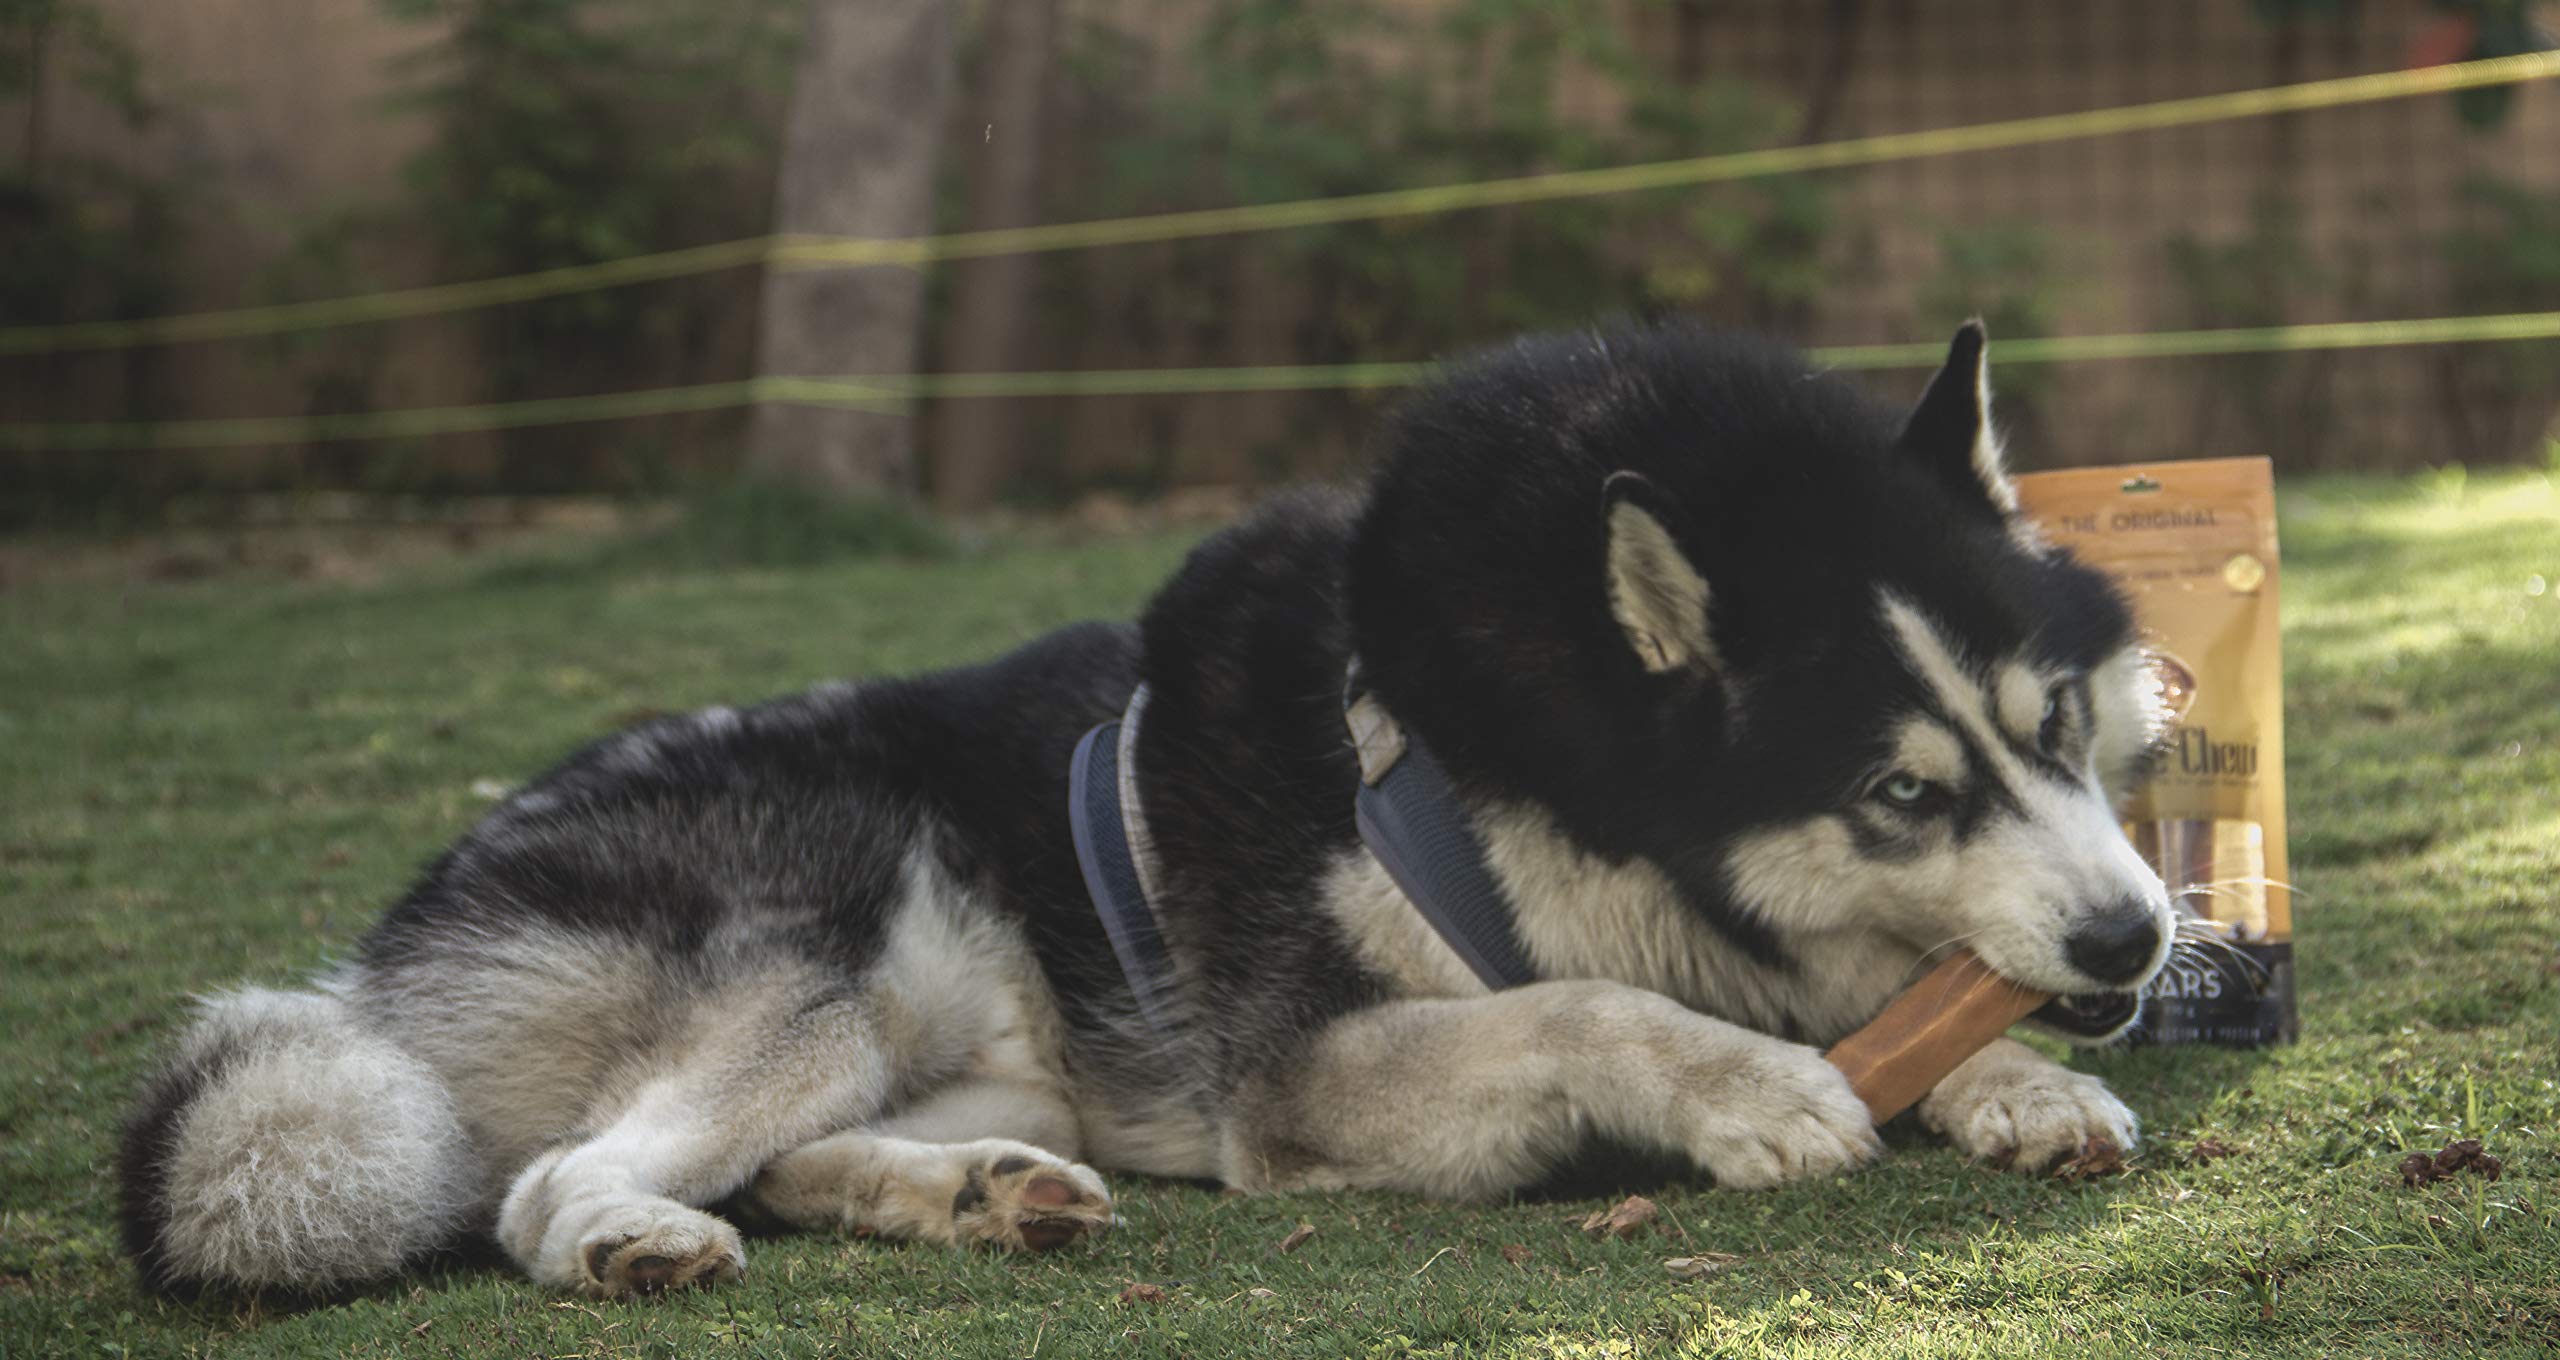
131, 1236, 520, 1325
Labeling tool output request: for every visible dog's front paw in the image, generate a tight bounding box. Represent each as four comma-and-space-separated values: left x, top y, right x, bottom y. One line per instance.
1686, 1042, 1882, 1189
1919, 1050, 2137, 1173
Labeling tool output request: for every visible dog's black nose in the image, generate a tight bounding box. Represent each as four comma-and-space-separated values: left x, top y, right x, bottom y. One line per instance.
2064, 906, 2162, 987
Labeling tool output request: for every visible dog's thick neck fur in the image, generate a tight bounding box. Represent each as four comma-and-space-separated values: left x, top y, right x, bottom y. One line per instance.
1131, 536, 1930, 1064
1317, 792, 1925, 1046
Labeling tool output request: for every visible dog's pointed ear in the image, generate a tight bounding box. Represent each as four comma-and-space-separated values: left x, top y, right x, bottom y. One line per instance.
1601, 471, 1715, 675
1898, 320, 2020, 518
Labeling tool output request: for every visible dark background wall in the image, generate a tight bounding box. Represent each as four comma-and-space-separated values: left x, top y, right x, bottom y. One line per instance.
9, 0, 2556, 511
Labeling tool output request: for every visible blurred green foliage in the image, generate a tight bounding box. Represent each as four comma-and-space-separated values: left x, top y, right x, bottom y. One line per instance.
2253, 0, 2556, 124
0, 0, 188, 527
382, 0, 797, 312
2443, 175, 2560, 336
1041, 0, 1842, 483
2162, 196, 2357, 461
181, 0, 802, 496
2433, 174, 2560, 452
1915, 223, 2071, 451
2164, 198, 2332, 336
0, 0, 146, 120
2161, 171, 2560, 468
2433, 0, 2559, 126
1093, 0, 1834, 328
0, 0, 176, 330
1919, 225, 2067, 351
366, 0, 799, 471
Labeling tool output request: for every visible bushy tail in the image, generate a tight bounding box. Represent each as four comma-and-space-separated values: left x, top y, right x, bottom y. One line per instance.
118, 987, 479, 1295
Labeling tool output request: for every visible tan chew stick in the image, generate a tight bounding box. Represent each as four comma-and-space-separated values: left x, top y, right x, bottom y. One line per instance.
1825, 949, 2053, 1124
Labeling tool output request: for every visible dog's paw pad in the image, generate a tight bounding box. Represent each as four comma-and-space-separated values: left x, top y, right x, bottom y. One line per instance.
624, 1254, 679, 1292
1018, 1174, 1081, 1210
952, 1145, 1114, 1252
577, 1206, 745, 1298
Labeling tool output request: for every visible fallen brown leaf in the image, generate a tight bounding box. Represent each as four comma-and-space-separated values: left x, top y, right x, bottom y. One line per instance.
2399, 1138, 2503, 1189
2189, 1137, 2236, 1165
1277, 1222, 1316, 1255
1118, 1282, 1168, 1304
1664, 1253, 1740, 1280
2053, 1136, 2126, 1182
1580, 1195, 1659, 1240
1499, 1244, 1532, 1267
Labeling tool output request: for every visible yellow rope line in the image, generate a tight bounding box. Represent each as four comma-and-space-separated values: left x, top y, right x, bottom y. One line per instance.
9, 310, 2554, 452
788, 51, 2560, 269
0, 379, 894, 453
0, 237, 783, 356
4, 51, 2555, 355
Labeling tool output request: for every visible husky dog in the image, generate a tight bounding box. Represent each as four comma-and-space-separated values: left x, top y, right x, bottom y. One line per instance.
120, 323, 2174, 1299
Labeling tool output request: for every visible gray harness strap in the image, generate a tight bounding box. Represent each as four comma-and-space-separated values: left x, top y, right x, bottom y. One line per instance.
1067, 685, 1184, 1040
1343, 667, 1539, 991
1070, 667, 1539, 1049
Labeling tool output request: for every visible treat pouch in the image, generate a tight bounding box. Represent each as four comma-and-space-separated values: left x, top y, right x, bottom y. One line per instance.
2015, 458, 2297, 1046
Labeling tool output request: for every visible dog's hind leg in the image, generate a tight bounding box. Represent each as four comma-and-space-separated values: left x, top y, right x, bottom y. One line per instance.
743, 1059, 1114, 1251
495, 986, 893, 1297
746, 1124, 1114, 1253
1221, 980, 1881, 1197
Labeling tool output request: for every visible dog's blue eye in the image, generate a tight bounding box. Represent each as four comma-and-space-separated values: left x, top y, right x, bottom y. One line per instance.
2040, 685, 2068, 750
1875, 773, 1934, 808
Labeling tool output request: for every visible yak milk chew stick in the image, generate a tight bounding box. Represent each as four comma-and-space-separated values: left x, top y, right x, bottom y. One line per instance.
1825, 950, 2052, 1123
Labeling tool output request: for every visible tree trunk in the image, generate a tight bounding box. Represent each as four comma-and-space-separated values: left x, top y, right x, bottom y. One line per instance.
22, 7, 53, 178
931, 0, 1060, 510
746, 0, 951, 499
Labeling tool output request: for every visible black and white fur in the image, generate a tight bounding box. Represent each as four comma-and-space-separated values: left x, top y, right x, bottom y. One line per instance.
120, 323, 2175, 1299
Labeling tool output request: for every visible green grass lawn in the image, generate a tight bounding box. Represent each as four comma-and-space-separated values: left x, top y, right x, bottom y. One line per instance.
3, 470, 2556, 1358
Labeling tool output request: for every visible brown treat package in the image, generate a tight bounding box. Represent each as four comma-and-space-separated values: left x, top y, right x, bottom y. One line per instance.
2014, 459, 2297, 1046
1826, 950, 2048, 1123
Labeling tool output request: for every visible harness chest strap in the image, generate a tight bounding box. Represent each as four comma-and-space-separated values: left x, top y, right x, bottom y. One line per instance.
1341, 674, 1539, 990
1066, 685, 1184, 1041
1068, 669, 1539, 1051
